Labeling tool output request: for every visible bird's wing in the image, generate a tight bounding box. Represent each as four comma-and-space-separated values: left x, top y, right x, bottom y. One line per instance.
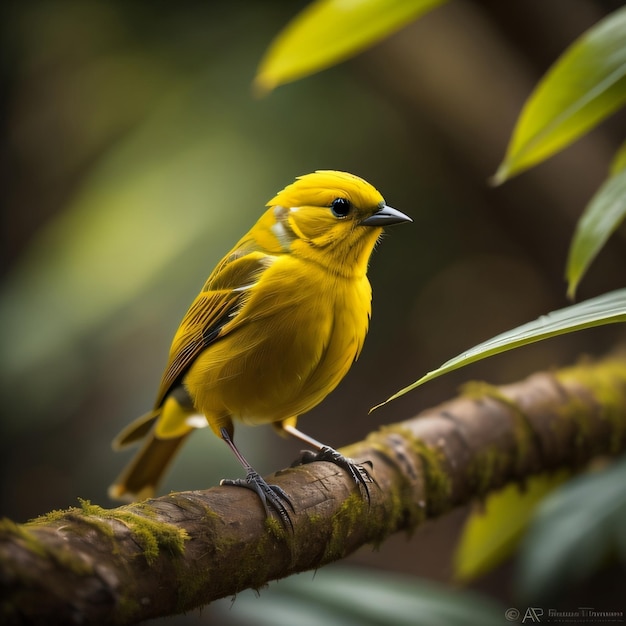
154, 250, 273, 408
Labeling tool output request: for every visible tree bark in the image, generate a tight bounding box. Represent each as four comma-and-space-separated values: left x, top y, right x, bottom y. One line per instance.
2, 354, 626, 625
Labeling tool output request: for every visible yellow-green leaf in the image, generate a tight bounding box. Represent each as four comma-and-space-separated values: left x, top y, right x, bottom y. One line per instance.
454, 472, 569, 582
566, 165, 626, 299
494, 6, 626, 183
254, 0, 447, 95
609, 138, 626, 175
373, 288, 626, 409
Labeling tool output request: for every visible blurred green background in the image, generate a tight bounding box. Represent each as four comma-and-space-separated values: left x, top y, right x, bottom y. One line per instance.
1, 0, 625, 623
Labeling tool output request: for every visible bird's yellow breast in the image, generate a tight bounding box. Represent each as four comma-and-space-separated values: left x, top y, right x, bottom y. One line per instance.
183, 253, 371, 429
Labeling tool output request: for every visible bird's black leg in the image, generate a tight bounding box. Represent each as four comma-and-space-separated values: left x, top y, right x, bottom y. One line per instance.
295, 446, 374, 503
219, 428, 294, 530
278, 423, 375, 503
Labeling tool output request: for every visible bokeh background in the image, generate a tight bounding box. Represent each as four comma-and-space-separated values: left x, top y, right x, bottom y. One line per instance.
2, 0, 625, 623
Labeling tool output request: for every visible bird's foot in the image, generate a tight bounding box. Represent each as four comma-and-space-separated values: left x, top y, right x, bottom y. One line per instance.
221, 471, 294, 530
293, 446, 375, 503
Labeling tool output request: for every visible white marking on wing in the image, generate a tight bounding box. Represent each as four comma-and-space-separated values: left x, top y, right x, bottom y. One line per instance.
185, 415, 208, 429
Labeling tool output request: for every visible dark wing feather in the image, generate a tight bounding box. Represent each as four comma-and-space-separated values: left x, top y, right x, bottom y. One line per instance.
153, 250, 272, 408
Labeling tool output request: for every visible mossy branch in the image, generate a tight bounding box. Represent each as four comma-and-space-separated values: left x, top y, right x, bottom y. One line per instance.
2, 354, 626, 625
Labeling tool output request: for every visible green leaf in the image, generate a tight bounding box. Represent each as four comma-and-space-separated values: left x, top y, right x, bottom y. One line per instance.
454, 472, 569, 582
518, 456, 626, 599
494, 6, 626, 183
254, 0, 447, 94
373, 288, 626, 409
213, 565, 506, 626
566, 166, 626, 299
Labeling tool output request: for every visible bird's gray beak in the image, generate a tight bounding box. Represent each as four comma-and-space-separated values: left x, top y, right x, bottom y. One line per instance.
361, 204, 412, 226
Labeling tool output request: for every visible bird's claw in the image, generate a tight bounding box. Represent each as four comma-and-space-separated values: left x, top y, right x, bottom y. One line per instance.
221, 471, 294, 531
293, 446, 375, 503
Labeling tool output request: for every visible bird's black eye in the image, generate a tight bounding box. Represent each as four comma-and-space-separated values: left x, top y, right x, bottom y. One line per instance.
331, 198, 351, 218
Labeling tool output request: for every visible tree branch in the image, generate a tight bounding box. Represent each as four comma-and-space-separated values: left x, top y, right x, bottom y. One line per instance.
3, 354, 626, 625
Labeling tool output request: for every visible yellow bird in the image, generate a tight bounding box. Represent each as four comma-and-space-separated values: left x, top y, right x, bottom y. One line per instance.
109, 170, 411, 525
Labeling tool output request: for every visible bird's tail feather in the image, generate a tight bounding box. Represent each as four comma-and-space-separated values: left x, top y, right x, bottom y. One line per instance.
112, 410, 160, 450
108, 430, 189, 502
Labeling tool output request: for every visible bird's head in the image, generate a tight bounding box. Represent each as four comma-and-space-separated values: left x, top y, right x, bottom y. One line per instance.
257, 170, 411, 276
